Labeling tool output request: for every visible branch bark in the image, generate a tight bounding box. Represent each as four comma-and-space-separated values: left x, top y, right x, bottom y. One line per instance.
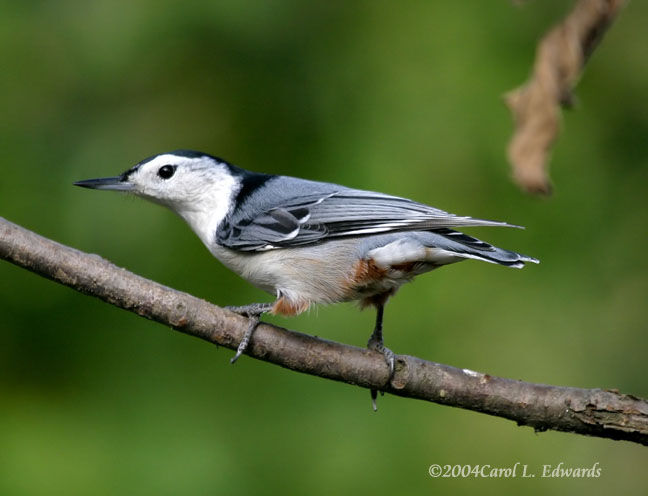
506, 0, 627, 195
1, 215, 647, 446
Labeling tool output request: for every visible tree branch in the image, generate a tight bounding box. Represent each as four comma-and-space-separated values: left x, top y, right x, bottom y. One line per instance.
1, 215, 647, 446
506, 0, 627, 195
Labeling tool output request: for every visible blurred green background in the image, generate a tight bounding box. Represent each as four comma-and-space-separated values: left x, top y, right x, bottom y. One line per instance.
1, 1, 647, 494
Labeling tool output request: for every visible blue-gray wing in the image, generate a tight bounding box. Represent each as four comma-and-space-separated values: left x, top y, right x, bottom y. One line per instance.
217, 185, 519, 251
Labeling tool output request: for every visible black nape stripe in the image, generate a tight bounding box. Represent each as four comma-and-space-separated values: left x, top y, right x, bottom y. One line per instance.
169, 149, 210, 159
234, 172, 275, 206
121, 150, 230, 180
170, 149, 234, 165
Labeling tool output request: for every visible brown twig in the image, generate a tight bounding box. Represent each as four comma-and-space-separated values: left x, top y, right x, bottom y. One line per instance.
506, 0, 627, 195
1, 215, 647, 445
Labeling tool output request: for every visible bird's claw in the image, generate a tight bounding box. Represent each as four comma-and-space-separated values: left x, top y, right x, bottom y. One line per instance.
225, 302, 272, 318
225, 305, 250, 317
230, 334, 248, 363
367, 336, 396, 411
367, 337, 396, 380
225, 302, 272, 363
384, 348, 395, 378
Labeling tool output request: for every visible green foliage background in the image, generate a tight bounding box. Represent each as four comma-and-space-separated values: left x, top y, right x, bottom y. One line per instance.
1, 1, 647, 494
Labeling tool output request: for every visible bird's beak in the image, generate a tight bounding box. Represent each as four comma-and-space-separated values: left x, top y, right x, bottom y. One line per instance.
74, 176, 134, 191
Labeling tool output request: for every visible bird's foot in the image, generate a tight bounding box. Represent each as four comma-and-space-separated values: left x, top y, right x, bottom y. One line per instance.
367, 335, 396, 377
225, 302, 273, 363
225, 302, 273, 318
367, 335, 396, 411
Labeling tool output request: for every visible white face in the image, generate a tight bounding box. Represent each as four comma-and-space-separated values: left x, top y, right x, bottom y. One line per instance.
125, 153, 230, 208
76, 151, 241, 248
128, 153, 240, 244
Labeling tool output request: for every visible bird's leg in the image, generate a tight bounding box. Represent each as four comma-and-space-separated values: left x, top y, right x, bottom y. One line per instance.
367, 303, 396, 374
367, 303, 396, 411
225, 302, 273, 363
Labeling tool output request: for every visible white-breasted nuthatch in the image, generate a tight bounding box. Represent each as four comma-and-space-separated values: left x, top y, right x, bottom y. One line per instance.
76, 150, 538, 408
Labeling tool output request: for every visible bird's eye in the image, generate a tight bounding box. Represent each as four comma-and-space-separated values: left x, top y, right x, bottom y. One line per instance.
157, 165, 176, 179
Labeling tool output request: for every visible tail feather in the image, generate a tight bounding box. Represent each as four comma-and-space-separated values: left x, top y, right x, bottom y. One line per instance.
430, 228, 539, 268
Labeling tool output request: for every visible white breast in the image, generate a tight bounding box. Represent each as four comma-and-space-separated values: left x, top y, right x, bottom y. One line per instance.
208, 240, 361, 305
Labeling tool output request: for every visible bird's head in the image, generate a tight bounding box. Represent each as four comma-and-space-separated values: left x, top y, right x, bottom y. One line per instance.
75, 150, 239, 209
75, 150, 241, 244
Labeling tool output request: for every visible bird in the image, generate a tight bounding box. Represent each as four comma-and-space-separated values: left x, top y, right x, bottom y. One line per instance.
75, 150, 538, 409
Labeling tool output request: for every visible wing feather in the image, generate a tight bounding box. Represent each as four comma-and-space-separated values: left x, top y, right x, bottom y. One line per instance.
217, 190, 519, 251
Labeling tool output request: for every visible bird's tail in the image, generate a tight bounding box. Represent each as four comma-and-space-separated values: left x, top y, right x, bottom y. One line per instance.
431, 228, 539, 269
